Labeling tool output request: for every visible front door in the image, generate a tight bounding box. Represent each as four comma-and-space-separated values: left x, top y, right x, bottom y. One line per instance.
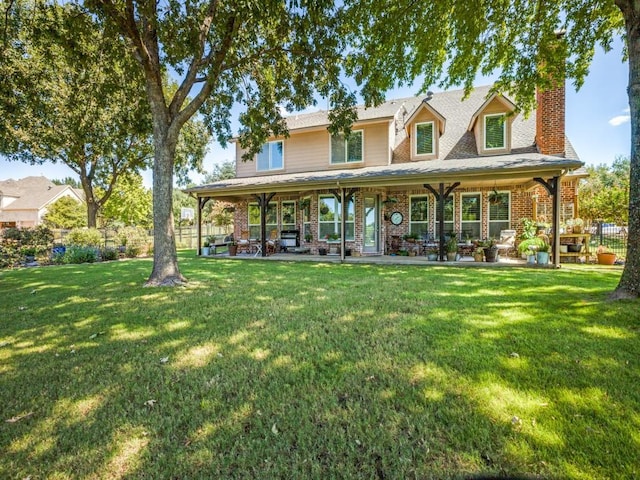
363, 194, 379, 253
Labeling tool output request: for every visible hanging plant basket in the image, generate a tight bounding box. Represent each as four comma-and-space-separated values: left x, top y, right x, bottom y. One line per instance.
382, 197, 398, 207
488, 190, 503, 206
320, 205, 329, 215
298, 198, 311, 209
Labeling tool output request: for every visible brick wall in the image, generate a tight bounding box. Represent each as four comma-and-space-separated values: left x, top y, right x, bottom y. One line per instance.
229, 178, 580, 253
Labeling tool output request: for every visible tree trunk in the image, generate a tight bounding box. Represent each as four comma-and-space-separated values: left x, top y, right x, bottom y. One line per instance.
612, 2, 640, 299
80, 176, 99, 228
145, 121, 185, 286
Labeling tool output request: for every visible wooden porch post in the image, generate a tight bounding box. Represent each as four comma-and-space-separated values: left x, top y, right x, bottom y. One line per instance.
197, 197, 210, 256
254, 193, 276, 257
533, 176, 561, 267
424, 182, 459, 261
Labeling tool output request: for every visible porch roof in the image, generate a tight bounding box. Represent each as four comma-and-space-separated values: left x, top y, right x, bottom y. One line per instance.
185, 154, 584, 199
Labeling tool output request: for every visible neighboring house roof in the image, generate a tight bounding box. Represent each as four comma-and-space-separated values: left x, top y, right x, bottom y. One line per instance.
0, 176, 84, 223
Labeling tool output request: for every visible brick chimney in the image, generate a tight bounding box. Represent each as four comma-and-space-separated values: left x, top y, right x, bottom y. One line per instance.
536, 82, 565, 156
536, 30, 566, 156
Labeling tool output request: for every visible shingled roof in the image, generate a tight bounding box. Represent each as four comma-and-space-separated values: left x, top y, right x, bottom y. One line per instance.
188, 85, 582, 197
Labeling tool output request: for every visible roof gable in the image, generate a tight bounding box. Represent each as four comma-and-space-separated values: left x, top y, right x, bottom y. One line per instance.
404, 100, 446, 135
468, 93, 518, 131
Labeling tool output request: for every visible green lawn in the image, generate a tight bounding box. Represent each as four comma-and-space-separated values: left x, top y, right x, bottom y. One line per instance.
1, 252, 638, 479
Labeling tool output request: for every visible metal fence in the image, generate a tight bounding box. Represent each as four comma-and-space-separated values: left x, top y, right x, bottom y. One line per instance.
588, 221, 628, 259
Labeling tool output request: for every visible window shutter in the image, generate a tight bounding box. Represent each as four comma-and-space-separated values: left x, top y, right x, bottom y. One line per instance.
416, 123, 433, 155
485, 115, 505, 149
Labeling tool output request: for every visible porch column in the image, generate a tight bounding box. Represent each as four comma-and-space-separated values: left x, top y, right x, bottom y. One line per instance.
533, 176, 561, 267
197, 197, 211, 256
254, 193, 276, 257
424, 182, 459, 261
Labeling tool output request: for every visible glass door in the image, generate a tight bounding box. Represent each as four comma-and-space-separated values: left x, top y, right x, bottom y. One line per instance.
363, 195, 379, 253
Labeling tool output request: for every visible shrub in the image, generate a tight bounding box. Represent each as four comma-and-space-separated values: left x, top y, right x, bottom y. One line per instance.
0, 244, 21, 269
117, 226, 149, 253
66, 228, 103, 247
0, 226, 54, 268
125, 245, 141, 258
100, 247, 119, 261
63, 246, 98, 264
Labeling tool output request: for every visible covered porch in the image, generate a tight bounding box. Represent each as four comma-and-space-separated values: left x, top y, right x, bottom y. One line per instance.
185, 155, 584, 267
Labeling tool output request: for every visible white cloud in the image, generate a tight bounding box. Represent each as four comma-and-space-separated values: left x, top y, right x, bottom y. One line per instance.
609, 115, 630, 127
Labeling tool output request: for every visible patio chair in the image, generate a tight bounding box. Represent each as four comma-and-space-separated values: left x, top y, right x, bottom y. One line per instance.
237, 230, 251, 254
496, 229, 516, 257
266, 229, 279, 255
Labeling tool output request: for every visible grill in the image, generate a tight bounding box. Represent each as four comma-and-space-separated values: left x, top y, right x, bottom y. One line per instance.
280, 229, 299, 249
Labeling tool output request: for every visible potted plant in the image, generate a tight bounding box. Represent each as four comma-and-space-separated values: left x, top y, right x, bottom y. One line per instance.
572, 218, 584, 234
403, 232, 419, 243
536, 243, 550, 265
483, 239, 499, 262
446, 235, 458, 261
228, 239, 238, 256
201, 239, 211, 256
526, 247, 537, 265
473, 247, 484, 262
596, 245, 616, 265
426, 247, 439, 261
517, 236, 545, 258
304, 233, 313, 243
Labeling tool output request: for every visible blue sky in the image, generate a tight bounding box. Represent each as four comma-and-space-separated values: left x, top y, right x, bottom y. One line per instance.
0, 37, 630, 187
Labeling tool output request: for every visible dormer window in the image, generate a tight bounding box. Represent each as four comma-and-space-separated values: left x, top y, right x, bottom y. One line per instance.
415, 122, 434, 156
257, 140, 284, 171
484, 114, 506, 150
331, 130, 363, 164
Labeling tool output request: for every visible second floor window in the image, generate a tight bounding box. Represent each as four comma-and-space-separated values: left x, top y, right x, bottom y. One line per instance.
257, 141, 284, 171
331, 130, 363, 164
415, 122, 434, 156
484, 114, 506, 150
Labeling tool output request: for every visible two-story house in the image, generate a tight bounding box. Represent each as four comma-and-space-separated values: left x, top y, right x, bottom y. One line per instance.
187, 83, 585, 262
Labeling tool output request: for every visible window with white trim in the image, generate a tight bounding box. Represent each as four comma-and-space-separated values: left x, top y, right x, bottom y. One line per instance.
488, 192, 510, 238
318, 195, 355, 240
415, 122, 434, 156
435, 196, 455, 237
461, 193, 481, 239
257, 141, 284, 171
248, 202, 277, 239
409, 196, 429, 237
330, 130, 363, 164
484, 114, 506, 150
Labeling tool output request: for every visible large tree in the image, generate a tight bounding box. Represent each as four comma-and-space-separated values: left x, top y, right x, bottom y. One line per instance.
1, 1, 152, 227
345, 0, 639, 299
86, 0, 357, 286
1, 1, 209, 229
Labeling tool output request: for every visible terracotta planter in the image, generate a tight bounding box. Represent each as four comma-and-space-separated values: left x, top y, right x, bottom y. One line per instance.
228, 244, 238, 256
597, 252, 616, 265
